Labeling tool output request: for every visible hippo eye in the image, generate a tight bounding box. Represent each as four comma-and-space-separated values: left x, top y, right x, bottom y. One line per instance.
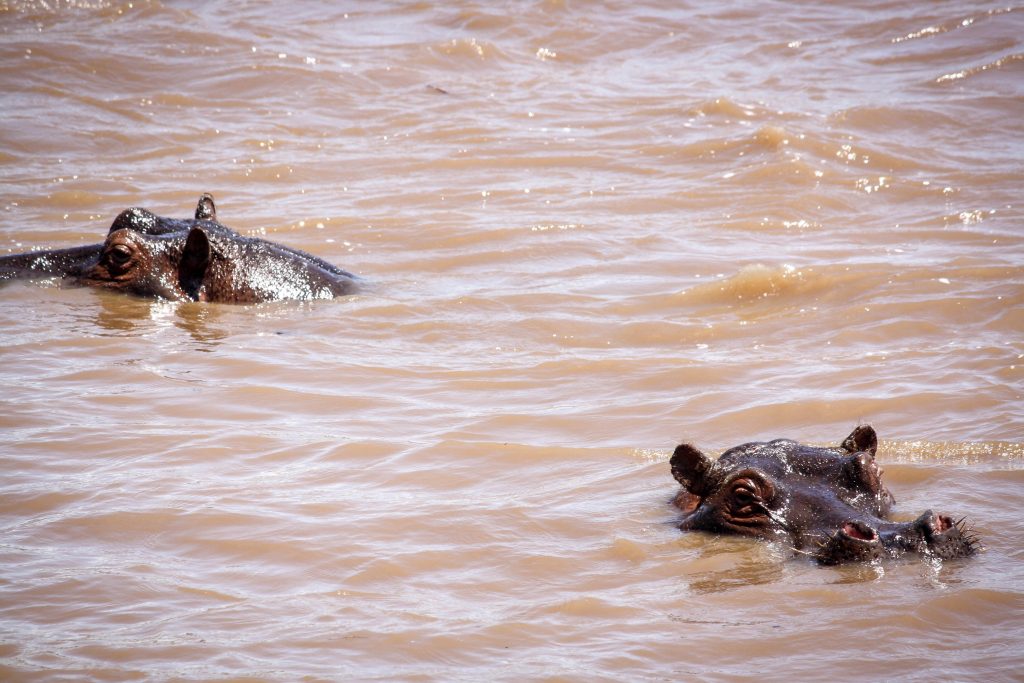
730, 480, 761, 514
108, 244, 132, 266
725, 473, 775, 520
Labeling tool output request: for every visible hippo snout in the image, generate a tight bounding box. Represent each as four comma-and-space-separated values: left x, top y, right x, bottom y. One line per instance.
912, 510, 979, 560
818, 521, 883, 565
878, 510, 978, 560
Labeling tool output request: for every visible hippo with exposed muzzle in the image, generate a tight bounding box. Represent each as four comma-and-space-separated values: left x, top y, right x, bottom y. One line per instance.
670, 425, 978, 564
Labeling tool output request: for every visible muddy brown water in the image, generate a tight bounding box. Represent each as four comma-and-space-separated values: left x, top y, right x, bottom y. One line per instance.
1, 1, 1022, 680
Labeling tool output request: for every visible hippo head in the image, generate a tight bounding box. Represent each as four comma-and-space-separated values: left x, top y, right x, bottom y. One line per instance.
1, 193, 358, 302
670, 426, 978, 565
107, 194, 218, 236
78, 225, 213, 301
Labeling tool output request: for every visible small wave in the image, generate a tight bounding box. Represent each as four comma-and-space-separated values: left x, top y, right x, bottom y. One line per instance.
751, 125, 791, 150
426, 38, 508, 66
886, 440, 1024, 465
679, 264, 828, 306
0, 0, 116, 15
655, 125, 805, 172
684, 97, 762, 119
720, 156, 827, 193
440, 8, 516, 33
830, 105, 963, 134
935, 53, 1024, 84
0, 0, 168, 21
892, 6, 1021, 44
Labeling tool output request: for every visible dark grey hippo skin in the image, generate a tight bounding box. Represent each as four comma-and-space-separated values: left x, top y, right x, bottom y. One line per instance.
0, 194, 357, 303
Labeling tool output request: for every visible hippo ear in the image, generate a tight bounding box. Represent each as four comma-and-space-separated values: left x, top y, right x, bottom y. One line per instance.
179, 227, 210, 298
195, 193, 217, 221
843, 450, 888, 500
841, 425, 877, 456
671, 443, 714, 495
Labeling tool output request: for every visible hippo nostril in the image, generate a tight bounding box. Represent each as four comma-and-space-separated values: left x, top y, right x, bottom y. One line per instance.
909, 510, 962, 543
843, 522, 878, 542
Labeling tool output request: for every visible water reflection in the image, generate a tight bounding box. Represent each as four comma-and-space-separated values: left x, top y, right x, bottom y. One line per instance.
172, 302, 229, 350
92, 290, 154, 334
680, 537, 789, 595
92, 290, 228, 349
675, 532, 980, 591
829, 561, 886, 584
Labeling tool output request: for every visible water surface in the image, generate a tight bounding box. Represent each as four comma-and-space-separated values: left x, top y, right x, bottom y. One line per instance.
1, 1, 1022, 680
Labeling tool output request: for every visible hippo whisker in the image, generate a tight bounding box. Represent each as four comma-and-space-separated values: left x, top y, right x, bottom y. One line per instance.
951, 517, 981, 552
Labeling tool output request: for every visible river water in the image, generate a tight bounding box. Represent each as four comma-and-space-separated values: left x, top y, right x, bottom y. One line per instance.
1, 1, 1022, 680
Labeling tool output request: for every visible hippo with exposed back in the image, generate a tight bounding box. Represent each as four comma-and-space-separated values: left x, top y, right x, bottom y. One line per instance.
670, 425, 978, 564
0, 194, 357, 303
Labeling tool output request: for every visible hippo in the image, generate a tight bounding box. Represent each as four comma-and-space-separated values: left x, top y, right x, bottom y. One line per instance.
0, 194, 357, 303
670, 425, 978, 565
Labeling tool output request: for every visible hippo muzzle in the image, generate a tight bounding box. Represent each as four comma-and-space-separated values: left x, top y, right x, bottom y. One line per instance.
671, 425, 979, 565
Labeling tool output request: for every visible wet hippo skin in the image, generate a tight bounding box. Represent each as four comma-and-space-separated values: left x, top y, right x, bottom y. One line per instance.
670, 425, 978, 564
0, 194, 357, 303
